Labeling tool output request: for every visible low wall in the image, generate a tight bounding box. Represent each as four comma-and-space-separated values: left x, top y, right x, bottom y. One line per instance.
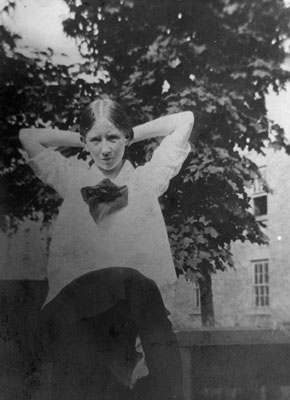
177, 329, 290, 400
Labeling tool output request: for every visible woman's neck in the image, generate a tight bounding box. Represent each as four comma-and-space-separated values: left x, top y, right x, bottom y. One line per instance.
97, 160, 125, 180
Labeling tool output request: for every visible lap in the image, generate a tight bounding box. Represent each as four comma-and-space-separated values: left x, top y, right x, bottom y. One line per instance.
40, 267, 180, 399
41, 267, 169, 347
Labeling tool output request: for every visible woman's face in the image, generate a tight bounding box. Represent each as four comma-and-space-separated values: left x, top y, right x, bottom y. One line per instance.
84, 119, 128, 174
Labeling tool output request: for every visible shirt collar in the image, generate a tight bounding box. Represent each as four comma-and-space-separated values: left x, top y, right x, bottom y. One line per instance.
89, 160, 135, 185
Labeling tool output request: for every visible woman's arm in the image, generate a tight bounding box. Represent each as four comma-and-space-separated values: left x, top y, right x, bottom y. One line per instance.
19, 128, 84, 159
131, 111, 194, 147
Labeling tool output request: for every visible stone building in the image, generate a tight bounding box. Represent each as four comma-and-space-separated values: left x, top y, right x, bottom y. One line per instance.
168, 145, 290, 330
212, 146, 290, 328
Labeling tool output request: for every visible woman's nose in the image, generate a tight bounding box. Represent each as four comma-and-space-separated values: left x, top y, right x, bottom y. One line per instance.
100, 141, 111, 154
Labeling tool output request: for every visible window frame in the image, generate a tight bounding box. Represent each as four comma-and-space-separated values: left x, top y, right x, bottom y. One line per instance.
253, 195, 268, 219
251, 166, 268, 223
252, 166, 267, 195
193, 280, 201, 312
252, 259, 270, 310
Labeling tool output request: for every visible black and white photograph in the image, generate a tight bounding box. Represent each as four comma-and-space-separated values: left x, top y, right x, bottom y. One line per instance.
1, 1, 290, 399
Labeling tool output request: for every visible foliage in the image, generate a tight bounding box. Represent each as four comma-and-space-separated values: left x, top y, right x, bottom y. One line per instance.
61, 0, 290, 274
0, 1, 105, 229
1, 0, 290, 279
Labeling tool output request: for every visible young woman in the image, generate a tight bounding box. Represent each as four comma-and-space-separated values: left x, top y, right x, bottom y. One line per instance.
19, 99, 194, 400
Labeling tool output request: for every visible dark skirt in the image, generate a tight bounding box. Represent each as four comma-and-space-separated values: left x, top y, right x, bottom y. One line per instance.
41, 267, 170, 346
40, 267, 183, 400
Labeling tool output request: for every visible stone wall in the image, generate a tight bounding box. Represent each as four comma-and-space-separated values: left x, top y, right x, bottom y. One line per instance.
212, 147, 290, 328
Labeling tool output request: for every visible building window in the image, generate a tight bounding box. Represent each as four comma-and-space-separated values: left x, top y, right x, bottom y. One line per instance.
252, 166, 268, 220
193, 280, 201, 310
253, 166, 266, 194
253, 195, 267, 217
253, 260, 269, 307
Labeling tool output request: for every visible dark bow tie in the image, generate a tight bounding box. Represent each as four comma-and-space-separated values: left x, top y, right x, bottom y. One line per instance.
81, 179, 128, 223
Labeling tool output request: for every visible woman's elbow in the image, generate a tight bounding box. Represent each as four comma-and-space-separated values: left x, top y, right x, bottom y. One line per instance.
19, 128, 45, 157
19, 128, 34, 146
184, 111, 194, 125
19, 129, 41, 154
19, 128, 28, 142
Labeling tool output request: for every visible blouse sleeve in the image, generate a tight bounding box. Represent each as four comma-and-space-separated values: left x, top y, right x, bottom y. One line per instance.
139, 134, 191, 197
28, 148, 70, 198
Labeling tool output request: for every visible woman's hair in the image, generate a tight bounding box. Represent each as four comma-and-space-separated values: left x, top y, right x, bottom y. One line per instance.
79, 98, 134, 142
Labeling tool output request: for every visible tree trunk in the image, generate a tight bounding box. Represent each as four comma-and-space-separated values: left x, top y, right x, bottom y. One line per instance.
198, 272, 215, 327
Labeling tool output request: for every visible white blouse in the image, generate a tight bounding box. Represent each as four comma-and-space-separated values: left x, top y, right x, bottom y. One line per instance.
29, 134, 191, 306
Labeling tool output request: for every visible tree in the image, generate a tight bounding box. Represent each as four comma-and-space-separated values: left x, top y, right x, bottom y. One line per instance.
1, 0, 290, 324
0, 1, 107, 229
62, 0, 290, 325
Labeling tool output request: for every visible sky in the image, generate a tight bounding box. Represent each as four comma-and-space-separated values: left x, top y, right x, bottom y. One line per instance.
2, 0, 290, 140
1, 0, 80, 63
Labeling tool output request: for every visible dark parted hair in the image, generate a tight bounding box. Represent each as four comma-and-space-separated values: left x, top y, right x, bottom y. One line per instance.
79, 98, 134, 142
